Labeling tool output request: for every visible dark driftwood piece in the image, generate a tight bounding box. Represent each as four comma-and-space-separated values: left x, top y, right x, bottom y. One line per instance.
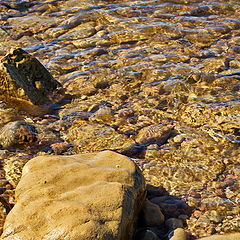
0, 48, 63, 105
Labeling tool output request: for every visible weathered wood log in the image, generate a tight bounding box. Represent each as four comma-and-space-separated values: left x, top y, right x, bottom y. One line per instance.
0, 48, 64, 105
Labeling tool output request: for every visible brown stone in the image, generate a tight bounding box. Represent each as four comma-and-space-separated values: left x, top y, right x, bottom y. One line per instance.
142, 199, 165, 226
135, 229, 159, 240
135, 122, 174, 146
165, 218, 184, 230
0, 121, 38, 148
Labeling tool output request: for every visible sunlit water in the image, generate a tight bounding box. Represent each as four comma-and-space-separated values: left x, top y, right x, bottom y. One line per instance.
0, 0, 240, 237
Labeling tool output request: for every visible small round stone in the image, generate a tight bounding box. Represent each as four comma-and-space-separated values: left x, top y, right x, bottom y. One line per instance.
0, 121, 38, 148
135, 229, 159, 240
166, 218, 184, 230
142, 199, 165, 226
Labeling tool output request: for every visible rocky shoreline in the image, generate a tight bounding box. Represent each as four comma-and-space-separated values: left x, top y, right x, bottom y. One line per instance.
0, 0, 239, 239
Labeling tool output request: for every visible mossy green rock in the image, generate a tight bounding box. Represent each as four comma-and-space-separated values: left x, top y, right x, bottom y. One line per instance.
0, 48, 64, 105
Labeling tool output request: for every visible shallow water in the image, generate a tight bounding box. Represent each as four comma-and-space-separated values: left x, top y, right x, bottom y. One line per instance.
0, 0, 240, 238
0, 1, 240, 85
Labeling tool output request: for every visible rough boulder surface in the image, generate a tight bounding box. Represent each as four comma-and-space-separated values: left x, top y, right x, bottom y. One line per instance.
0, 48, 63, 105
1, 150, 145, 240
197, 232, 240, 240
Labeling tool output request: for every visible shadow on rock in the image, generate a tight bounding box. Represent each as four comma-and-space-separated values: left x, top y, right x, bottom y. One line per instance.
135, 184, 194, 240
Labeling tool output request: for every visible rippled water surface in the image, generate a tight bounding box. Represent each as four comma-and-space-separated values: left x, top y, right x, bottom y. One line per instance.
0, 0, 240, 84
0, 0, 240, 238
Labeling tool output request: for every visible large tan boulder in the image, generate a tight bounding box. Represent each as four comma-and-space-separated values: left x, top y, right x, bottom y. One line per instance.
1, 150, 146, 240
197, 232, 240, 240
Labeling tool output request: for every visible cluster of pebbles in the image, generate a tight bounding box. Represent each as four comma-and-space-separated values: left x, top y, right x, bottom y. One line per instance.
0, 0, 239, 239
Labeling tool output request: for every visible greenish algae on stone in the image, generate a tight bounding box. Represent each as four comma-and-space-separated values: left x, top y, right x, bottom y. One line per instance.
0, 48, 64, 105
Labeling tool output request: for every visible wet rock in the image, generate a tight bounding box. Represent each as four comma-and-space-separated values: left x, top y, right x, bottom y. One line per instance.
80, 48, 108, 59
150, 196, 192, 219
142, 199, 165, 227
59, 21, 96, 40
135, 229, 159, 240
185, 31, 216, 47
232, 46, 240, 54
89, 105, 113, 123
193, 215, 214, 235
50, 141, 72, 154
0, 195, 13, 216
178, 101, 240, 143
169, 228, 187, 240
59, 98, 94, 124
146, 184, 168, 199
202, 57, 228, 73
66, 122, 135, 154
135, 122, 174, 146
7, 15, 56, 36
3, 154, 35, 187
64, 75, 97, 96
0, 121, 37, 148
207, 210, 224, 224
1, 150, 146, 240
0, 105, 18, 127
0, 48, 64, 105
165, 218, 184, 231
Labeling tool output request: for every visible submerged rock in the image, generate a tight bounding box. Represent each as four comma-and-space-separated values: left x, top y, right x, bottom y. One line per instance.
0, 48, 64, 105
135, 122, 174, 146
135, 229, 159, 240
1, 150, 146, 240
66, 122, 135, 154
0, 121, 38, 148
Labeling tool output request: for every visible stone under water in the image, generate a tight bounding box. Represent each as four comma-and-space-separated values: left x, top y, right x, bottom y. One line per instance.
0, 121, 38, 148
